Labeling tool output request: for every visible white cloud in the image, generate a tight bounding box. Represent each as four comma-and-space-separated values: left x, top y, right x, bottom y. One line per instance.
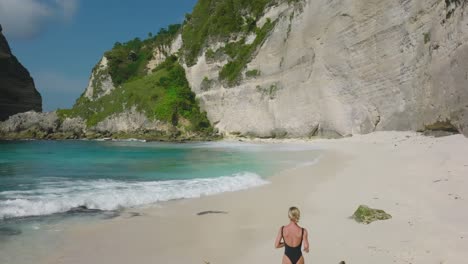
0, 0, 78, 39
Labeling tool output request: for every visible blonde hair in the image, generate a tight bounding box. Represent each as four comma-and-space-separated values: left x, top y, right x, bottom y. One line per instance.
288, 206, 300, 222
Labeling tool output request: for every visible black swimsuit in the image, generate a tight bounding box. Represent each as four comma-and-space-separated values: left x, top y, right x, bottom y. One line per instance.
282, 226, 304, 264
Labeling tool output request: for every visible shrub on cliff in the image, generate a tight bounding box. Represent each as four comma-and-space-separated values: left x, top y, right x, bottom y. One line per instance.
105, 24, 182, 86
218, 19, 274, 86
181, 0, 273, 66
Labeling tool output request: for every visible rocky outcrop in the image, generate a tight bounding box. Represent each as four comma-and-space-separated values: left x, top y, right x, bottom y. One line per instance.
0, 24, 42, 121
185, 0, 468, 138
83, 56, 115, 100
0, 111, 89, 139
0, 110, 215, 141
0, 111, 59, 134
59, 117, 86, 135
92, 107, 170, 133
146, 34, 183, 73
0, 111, 67, 139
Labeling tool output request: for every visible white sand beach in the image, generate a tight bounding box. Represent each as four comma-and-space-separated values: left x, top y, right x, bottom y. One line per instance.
44, 132, 468, 264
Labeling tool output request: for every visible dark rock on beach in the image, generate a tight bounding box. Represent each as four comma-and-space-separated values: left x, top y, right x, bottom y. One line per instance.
196, 210, 228, 216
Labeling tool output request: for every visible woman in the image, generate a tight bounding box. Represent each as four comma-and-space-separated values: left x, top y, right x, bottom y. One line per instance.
274, 207, 310, 264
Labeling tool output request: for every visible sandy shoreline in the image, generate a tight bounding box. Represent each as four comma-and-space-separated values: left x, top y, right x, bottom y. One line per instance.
44, 132, 468, 264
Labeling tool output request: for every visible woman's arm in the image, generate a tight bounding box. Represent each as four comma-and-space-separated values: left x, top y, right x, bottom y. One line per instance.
303, 228, 309, 253
274, 227, 285, 248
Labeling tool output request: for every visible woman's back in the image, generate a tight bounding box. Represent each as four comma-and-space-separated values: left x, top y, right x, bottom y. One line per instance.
282, 224, 303, 247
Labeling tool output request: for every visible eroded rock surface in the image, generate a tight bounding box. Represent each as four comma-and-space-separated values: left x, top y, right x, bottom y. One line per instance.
83, 56, 115, 100
92, 107, 170, 134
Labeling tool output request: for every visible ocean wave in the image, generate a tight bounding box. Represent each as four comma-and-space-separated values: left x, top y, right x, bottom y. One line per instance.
0, 172, 268, 219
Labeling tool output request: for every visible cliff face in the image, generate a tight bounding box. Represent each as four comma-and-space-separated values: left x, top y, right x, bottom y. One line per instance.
0, 25, 42, 121
185, 0, 468, 137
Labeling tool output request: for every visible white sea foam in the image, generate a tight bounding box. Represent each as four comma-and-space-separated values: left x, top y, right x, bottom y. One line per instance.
189, 141, 323, 152
0, 172, 268, 219
111, 138, 146, 142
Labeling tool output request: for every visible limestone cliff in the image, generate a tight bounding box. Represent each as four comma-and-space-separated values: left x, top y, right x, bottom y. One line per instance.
184, 0, 468, 138
0, 24, 42, 121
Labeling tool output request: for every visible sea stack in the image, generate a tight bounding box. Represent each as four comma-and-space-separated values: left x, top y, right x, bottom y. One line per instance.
0, 24, 42, 121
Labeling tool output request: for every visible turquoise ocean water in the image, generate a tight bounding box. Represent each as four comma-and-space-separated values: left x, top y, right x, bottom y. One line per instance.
0, 140, 319, 263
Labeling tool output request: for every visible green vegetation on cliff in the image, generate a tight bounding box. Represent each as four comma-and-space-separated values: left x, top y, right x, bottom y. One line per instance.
105, 24, 181, 86
218, 19, 274, 85
181, 0, 274, 66
59, 55, 211, 133
58, 23, 213, 136
181, 0, 281, 85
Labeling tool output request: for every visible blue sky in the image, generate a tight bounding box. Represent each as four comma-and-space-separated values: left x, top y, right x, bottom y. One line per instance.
0, 0, 198, 111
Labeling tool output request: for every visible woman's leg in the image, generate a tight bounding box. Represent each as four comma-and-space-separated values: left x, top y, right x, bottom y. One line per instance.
297, 256, 305, 264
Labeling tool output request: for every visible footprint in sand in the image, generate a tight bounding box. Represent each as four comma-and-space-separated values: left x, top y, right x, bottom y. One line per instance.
448, 193, 462, 200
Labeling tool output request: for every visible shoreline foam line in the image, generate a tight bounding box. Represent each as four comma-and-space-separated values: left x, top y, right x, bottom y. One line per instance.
0, 172, 268, 219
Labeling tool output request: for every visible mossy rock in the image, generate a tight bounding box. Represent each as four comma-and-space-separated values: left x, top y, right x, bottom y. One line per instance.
352, 205, 392, 224
424, 119, 458, 133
